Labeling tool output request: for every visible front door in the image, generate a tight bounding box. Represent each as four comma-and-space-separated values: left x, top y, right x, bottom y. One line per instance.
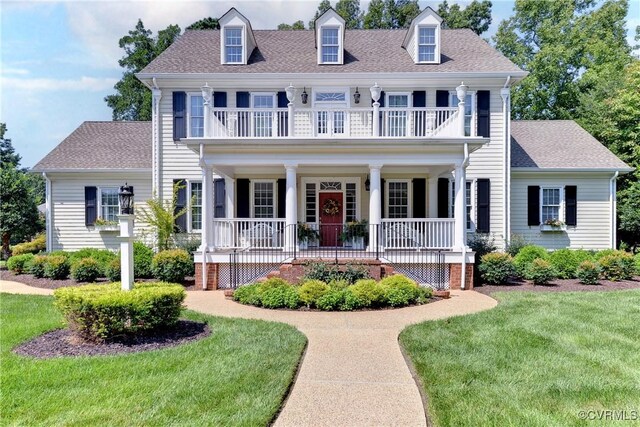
319, 192, 343, 247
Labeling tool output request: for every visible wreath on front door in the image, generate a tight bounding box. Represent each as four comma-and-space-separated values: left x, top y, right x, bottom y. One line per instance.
322, 198, 341, 216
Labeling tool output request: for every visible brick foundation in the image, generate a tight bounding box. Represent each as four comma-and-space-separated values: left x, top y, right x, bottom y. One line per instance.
271, 259, 390, 284
194, 263, 219, 290
449, 263, 474, 290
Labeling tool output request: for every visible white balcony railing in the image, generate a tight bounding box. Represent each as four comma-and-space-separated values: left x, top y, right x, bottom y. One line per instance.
212, 219, 287, 249
381, 218, 455, 250
207, 107, 460, 139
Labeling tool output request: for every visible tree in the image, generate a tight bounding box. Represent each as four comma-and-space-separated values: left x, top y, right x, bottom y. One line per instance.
278, 20, 305, 30
105, 20, 181, 121
437, 0, 492, 35
363, 0, 387, 28
363, 0, 420, 29
187, 17, 219, 30
493, 0, 633, 120
0, 123, 20, 168
336, 0, 364, 29
309, 0, 332, 29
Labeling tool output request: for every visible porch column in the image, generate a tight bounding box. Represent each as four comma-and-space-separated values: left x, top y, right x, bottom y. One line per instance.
285, 84, 295, 137
201, 165, 214, 251
368, 164, 382, 252
428, 177, 439, 218
225, 177, 235, 219
456, 82, 468, 137
284, 164, 297, 251
201, 83, 213, 138
454, 164, 467, 249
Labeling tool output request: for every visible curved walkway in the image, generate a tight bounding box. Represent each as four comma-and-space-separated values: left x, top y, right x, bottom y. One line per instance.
0, 280, 497, 426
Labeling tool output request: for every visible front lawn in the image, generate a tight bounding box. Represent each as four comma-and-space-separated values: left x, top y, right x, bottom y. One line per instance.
400, 290, 640, 426
1, 293, 306, 426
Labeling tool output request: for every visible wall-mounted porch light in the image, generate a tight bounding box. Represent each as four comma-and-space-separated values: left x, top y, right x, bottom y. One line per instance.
365, 175, 370, 191
354, 87, 361, 104
301, 87, 308, 104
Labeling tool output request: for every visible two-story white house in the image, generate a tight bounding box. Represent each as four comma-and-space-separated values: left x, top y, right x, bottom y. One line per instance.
33, 7, 632, 290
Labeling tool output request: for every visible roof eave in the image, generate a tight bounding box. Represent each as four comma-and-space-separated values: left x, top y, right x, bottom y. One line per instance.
30, 168, 152, 174
511, 167, 635, 174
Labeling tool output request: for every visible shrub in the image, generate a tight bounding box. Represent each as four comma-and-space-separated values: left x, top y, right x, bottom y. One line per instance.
548, 249, 581, 279
340, 288, 363, 311
576, 261, 601, 285
54, 282, 185, 342
29, 255, 48, 278
43, 255, 70, 280
635, 253, 640, 275
69, 248, 116, 271
505, 233, 529, 257
513, 245, 549, 276
350, 279, 384, 307
260, 285, 299, 309
478, 252, 514, 285
379, 275, 421, 307
6, 253, 34, 274
594, 249, 618, 260
598, 251, 635, 281
328, 279, 349, 289
105, 258, 121, 282
233, 283, 262, 306
259, 277, 289, 290
133, 242, 155, 278
468, 233, 497, 260
71, 258, 102, 283
151, 249, 192, 283
11, 234, 46, 256
297, 280, 330, 307
316, 288, 346, 311
525, 259, 557, 285
303, 261, 371, 285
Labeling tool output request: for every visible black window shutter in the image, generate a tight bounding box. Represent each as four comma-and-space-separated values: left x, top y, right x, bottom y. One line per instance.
277, 91, 289, 137
277, 92, 288, 108
437, 178, 449, 218
237, 179, 250, 218
565, 186, 577, 226
213, 91, 227, 108
214, 178, 226, 218
528, 186, 540, 226
476, 179, 491, 233
412, 178, 426, 218
379, 91, 385, 108
412, 91, 426, 137
477, 90, 490, 137
236, 92, 250, 137
173, 91, 186, 141
381, 178, 386, 219
236, 91, 250, 108
436, 90, 449, 107
412, 91, 426, 107
85, 186, 97, 226
174, 179, 187, 232
277, 178, 286, 218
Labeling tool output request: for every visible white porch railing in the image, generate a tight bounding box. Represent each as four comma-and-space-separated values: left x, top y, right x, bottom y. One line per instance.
212, 219, 287, 249
208, 107, 460, 139
381, 218, 455, 250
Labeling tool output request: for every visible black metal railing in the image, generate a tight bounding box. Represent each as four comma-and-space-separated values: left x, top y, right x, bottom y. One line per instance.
382, 249, 448, 290
296, 223, 379, 262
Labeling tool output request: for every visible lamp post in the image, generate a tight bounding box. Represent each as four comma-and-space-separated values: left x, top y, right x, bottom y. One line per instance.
118, 183, 135, 291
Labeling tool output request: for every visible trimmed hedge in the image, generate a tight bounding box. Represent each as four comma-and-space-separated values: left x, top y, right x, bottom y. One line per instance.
133, 242, 155, 278
478, 253, 514, 285
69, 248, 116, 271
350, 279, 385, 307
379, 275, 424, 307
548, 249, 581, 279
43, 255, 70, 280
29, 255, 48, 278
599, 251, 635, 281
6, 253, 34, 274
297, 280, 330, 308
576, 261, 601, 285
513, 245, 548, 277
11, 234, 46, 256
151, 249, 192, 283
635, 253, 640, 275
70, 258, 102, 283
54, 282, 186, 342
105, 258, 121, 282
525, 258, 557, 285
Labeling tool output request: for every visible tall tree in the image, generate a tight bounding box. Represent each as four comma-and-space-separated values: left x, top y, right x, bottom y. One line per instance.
0, 123, 20, 168
187, 17, 219, 30
278, 20, 305, 30
363, 0, 387, 29
309, 0, 333, 29
493, 0, 633, 120
437, 0, 492, 35
363, 0, 420, 29
105, 20, 181, 121
336, 0, 364, 29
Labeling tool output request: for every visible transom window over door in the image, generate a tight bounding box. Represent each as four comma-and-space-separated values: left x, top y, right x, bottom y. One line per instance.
387, 181, 409, 218
314, 90, 348, 136
386, 94, 409, 137
252, 94, 275, 137
418, 27, 436, 62
100, 188, 119, 222
541, 188, 561, 223
225, 27, 243, 63
253, 181, 275, 218
321, 28, 339, 63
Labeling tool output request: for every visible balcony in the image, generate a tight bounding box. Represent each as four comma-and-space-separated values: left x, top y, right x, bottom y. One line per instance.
205, 107, 462, 140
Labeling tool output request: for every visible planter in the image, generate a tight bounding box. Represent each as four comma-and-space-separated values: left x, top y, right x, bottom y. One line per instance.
433, 289, 450, 298
94, 225, 119, 232
540, 224, 566, 232
348, 237, 365, 250
299, 241, 308, 250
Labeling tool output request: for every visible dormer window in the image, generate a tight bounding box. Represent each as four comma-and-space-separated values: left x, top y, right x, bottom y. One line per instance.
418, 26, 436, 62
321, 28, 340, 63
224, 27, 243, 64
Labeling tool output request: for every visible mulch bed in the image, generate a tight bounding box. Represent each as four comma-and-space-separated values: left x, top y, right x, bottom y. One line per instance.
1, 270, 195, 290
13, 320, 210, 359
474, 276, 640, 296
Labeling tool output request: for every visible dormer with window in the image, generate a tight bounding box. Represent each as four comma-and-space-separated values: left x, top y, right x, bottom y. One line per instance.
402, 7, 443, 64
219, 8, 257, 65
315, 9, 345, 65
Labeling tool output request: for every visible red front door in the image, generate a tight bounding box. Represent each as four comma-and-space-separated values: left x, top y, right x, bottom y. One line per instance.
319, 192, 343, 247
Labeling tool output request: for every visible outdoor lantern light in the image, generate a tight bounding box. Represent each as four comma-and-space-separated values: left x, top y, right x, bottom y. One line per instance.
119, 183, 134, 215
365, 175, 370, 191
301, 87, 308, 104
285, 83, 295, 103
369, 82, 381, 103
354, 87, 361, 104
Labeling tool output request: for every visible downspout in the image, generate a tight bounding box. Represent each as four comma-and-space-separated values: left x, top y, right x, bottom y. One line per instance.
610, 171, 619, 249
199, 144, 208, 290
461, 142, 470, 290
43, 173, 52, 252
501, 77, 512, 248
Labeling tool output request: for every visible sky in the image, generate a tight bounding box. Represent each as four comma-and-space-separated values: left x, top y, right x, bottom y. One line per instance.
1, 0, 639, 168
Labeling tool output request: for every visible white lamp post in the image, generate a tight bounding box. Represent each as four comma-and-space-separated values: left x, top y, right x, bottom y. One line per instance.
118, 183, 135, 291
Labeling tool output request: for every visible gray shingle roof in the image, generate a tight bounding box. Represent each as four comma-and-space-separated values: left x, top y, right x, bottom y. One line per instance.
511, 120, 631, 171
32, 121, 151, 171
140, 28, 523, 74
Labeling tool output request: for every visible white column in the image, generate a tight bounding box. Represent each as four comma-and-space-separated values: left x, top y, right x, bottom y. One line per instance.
428, 176, 439, 218
201, 166, 214, 251
456, 82, 468, 137
201, 83, 213, 138
119, 214, 135, 291
370, 83, 382, 137
368, 165, 382, 252
454, 164, 467, 250
285, 84, 295, 137
225, 177, 235, 219
284, 165, 297, 251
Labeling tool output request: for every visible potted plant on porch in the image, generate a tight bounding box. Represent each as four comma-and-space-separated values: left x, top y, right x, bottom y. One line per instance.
297, 222, 320, 250
340, 219, 368, 250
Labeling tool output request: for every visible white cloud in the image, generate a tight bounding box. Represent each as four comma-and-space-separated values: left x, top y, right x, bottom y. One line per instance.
1, 67, 30, 75
1, 76, 117, 92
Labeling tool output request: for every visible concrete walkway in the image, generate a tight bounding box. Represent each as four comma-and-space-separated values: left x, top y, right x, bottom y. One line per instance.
1, 280, 497, 426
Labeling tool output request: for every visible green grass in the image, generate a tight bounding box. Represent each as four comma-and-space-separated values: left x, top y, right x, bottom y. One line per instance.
400, 290, 640, 427
1, 293, 306, 426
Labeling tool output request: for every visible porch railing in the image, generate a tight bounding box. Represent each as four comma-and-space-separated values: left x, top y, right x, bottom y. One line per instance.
381, 218, 455, 250
213, 219, 287, 249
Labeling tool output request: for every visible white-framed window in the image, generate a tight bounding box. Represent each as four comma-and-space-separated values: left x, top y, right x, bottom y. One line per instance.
417, 26, 437, 62
321, 27, 340, 63
99, 187, 119, 222
251, 93, 275, 137
449, 179, 475, 231
386, 93, 410, 137
541, 187, 563, 224
188, 93, 204, 137
224, 27, 243, 64
387, 180, 410, 219
449, 92, 475, 137
190, 182, 202, 231
252, 180, 275, 218
313, 88, 349, 135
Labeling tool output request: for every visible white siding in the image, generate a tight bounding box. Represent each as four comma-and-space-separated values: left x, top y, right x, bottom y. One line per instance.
511, 173, 613, 250
50, 173, 152, 251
